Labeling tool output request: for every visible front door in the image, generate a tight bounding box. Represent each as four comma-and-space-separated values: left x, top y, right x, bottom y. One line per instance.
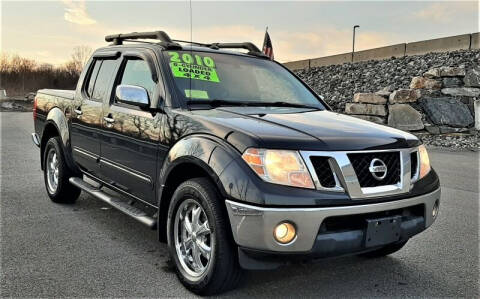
70, 57, 118, 176
98, 55, 163, 205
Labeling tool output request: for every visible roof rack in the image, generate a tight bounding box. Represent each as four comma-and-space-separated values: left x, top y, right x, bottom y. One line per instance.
105, 31, 268, 58
209, 42, 260, 53
105, 31, 180, 47
211, 42, 268, 58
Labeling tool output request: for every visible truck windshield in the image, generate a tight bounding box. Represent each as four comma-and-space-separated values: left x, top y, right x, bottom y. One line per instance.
164, 50, 325, 109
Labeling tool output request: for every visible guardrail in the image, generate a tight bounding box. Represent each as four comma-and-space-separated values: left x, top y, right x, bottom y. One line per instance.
284, 33, 480, 70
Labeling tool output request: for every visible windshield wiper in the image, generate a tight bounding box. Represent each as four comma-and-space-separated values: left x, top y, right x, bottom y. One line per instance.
186, 99, 250, 108
186, 99, 323, 110
266, 101, 322, 110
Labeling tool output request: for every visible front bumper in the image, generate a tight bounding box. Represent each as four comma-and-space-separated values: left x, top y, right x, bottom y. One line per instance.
225, 188, 440, 253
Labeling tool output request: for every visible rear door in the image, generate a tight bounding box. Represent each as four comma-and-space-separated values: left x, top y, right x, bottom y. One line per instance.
70, 55, 119, 176
98, 50, 163, 205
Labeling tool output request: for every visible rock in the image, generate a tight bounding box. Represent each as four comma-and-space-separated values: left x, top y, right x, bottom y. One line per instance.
389, 89, 421, 104
441, 87, 480, 97
425, 125, 440, 134
424, 66, 466, 78
420, 97, 474, 127
375, 90, 391, 98
464, 67, 480, 87
345, 103, 387, 116
350, 115, 386, 124
353, 93, 387, 104
409, 77, 442, 89
382, 85, 396, 92
388, 104, 424, 131
439, 66, 466, 77
438, 126, 469, 134
457, 97, 476, 116
419, 89, 443, 98
424, 68, 441, 78
442, 77, 463, 88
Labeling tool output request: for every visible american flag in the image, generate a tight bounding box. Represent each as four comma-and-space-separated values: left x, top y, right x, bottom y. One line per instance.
262, 29, 274, 60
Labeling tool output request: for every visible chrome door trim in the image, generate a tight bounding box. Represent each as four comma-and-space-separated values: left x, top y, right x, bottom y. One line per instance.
99, 157, 152, 184
73, 146, 99, 160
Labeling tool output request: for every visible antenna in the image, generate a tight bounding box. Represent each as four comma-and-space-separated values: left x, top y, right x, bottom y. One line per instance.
189, 0, 193, 103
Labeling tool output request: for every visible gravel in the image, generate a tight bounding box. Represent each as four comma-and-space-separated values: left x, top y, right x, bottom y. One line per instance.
416, 131, 479, 151
295, 49, 480, 112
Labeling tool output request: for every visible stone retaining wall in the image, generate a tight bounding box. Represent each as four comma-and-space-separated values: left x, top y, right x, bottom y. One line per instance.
343, 66, 478, 135
294, 49, 479, 113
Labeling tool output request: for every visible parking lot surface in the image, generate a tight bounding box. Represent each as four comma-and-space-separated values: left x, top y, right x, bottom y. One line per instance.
1, 112, 478, 297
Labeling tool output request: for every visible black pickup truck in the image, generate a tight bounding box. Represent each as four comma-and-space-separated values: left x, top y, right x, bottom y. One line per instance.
32, 31, 440, 295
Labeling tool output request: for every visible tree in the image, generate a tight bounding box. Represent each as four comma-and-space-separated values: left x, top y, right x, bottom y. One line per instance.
69, 46, 92, 75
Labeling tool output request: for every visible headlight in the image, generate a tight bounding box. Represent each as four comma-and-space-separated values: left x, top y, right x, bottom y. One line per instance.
242, 148, 314, 189
418, 145, 431, 179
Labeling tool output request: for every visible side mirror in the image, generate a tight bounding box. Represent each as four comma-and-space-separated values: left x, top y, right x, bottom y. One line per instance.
116, 85, 150, 108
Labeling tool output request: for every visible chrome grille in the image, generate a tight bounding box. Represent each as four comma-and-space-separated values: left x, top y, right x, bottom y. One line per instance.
300, 148, 416, 199
410, 151, 418, 180
310, 157, 336, 188
347, 152, 401, 187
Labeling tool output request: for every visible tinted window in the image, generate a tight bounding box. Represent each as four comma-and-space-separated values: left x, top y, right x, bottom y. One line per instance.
164, 51, 324, 109
120, 59, 156, 99
86, 60, 100, 97
92, 59, 117, 101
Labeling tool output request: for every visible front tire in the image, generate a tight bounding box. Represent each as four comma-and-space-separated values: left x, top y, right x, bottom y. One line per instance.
43, 136, 80, 203
167, 177, 242, 295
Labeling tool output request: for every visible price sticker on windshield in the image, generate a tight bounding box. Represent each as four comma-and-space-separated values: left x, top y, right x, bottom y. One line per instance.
168, 52, 220, 83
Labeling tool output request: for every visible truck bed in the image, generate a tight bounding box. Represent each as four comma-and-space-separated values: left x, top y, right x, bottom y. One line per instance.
37, 89, 75, 100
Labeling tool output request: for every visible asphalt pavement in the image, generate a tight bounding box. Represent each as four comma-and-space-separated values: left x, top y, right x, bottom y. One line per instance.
1, 112, 478, 298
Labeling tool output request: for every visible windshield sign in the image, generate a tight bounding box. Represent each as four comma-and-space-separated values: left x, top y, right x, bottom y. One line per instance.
168, 52, 220, 83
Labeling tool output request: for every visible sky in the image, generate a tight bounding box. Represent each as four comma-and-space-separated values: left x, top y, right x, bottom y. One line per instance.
1, 0, 479, 65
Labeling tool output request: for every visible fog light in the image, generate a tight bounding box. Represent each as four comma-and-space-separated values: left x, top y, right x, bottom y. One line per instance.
274, 222, 296, 244
432, 200, 439, 218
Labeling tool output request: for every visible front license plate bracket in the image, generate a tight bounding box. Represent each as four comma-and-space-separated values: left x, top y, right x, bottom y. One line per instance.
365, 215, 402, 248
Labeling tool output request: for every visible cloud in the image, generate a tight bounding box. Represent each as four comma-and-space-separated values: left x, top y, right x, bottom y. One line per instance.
414, 1, 477, 23
61, 0, 96, 25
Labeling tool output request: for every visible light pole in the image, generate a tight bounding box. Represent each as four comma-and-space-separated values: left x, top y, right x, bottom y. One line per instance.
352, 25, 360, 62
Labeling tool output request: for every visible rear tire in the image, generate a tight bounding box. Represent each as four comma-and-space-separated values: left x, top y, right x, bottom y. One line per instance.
359, 240, 408, 258
167, 177, 242, 295
43, 136, 80, 203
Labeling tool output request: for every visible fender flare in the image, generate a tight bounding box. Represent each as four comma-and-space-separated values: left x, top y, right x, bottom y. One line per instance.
42, 107, 78, 172
156, 134, 240, 240
157, 134, 239, 199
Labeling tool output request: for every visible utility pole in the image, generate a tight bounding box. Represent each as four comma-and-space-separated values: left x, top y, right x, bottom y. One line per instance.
352, 25, 360, 62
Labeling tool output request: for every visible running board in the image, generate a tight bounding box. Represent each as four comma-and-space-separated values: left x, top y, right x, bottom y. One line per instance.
69, 177, 156, 228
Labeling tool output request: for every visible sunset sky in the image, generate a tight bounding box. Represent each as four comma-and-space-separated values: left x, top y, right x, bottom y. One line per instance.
1, 1, 478, 65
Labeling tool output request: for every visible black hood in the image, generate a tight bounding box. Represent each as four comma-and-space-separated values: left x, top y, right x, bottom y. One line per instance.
189, 107, 420, 152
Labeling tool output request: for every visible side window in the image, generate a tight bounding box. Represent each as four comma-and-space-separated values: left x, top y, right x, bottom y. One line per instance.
85, 60, 101, 97
92, 59, 117, 101
119, 59, 156, 100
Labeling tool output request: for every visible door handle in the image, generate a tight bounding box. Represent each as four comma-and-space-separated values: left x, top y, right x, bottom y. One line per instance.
74, 109, 83, 116
103, 116, 115, 124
